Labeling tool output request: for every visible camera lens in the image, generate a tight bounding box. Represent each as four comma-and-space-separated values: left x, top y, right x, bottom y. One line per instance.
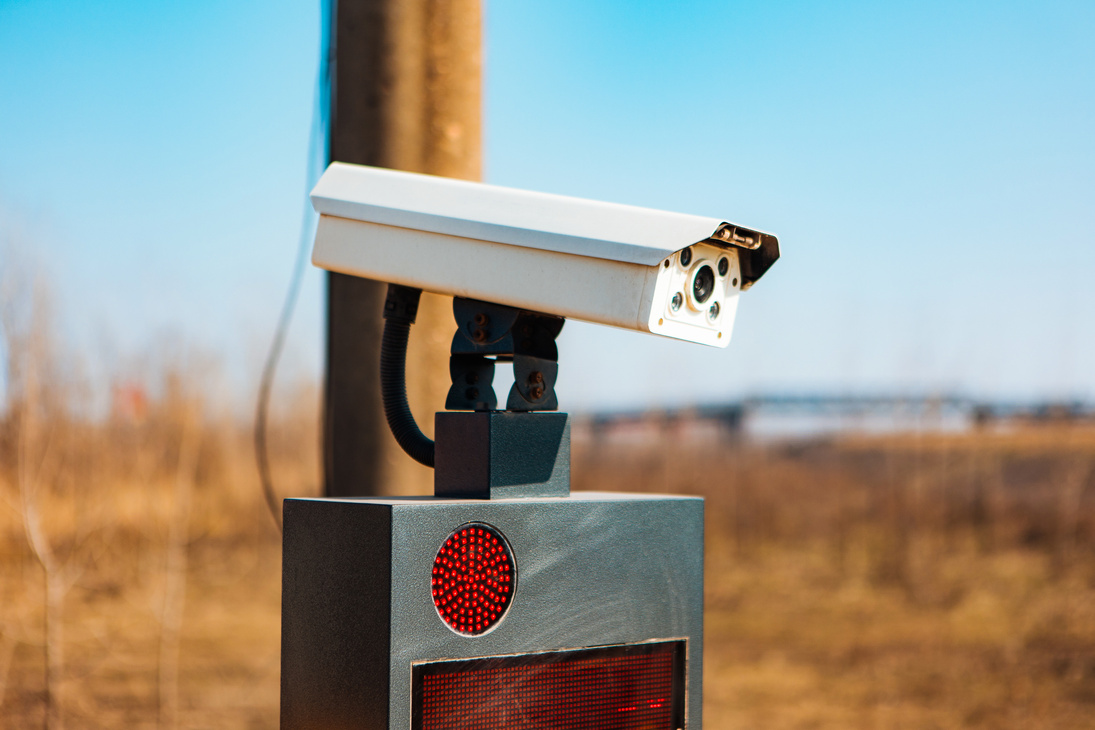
717, 257, 730, 276
679, 247, 693, 267
692, 264, 715, 304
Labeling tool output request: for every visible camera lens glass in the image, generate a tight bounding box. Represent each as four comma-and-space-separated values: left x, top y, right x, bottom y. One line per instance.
717, 257, 730, 276
692, 264, 715, 304
679, 247, 693, 267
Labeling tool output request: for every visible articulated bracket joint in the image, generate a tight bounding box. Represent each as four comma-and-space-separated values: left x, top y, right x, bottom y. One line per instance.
445, 298, 565, 413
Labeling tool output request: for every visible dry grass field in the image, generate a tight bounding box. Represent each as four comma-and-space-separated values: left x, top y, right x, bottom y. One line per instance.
0, 372, 312, 729
3, 384, 1093, 729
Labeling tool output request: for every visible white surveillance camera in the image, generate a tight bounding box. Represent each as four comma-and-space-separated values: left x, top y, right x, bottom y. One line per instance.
310, 163, 779, 347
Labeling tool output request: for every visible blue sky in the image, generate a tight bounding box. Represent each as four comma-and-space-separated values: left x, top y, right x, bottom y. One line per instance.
1, 0, 1093, 410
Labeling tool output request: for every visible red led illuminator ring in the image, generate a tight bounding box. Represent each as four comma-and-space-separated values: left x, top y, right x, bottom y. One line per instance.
431, 522, 516, 636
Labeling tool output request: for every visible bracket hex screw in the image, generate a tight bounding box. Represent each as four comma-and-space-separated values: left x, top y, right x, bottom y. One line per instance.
529, 386, 545, 400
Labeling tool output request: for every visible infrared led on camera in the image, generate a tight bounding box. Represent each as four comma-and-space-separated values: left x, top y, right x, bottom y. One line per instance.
431, 523, 516, 636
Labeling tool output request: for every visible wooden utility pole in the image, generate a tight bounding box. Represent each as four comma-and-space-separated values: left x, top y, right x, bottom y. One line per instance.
325, 0, 481, 497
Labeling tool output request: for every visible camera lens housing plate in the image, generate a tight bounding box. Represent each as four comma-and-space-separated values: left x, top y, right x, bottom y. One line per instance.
647, 241, 741, 347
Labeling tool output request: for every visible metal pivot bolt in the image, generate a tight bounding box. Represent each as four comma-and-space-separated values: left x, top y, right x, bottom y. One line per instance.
528, 371, 545, 401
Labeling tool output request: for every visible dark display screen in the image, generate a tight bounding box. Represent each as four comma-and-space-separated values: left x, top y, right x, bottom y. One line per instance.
412, 640, 686, 730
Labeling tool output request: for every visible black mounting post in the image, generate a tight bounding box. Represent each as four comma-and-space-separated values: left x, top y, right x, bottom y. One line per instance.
434, 298, 570, 499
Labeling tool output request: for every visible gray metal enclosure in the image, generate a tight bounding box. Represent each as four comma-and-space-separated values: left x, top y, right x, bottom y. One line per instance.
281, 492, 704, 729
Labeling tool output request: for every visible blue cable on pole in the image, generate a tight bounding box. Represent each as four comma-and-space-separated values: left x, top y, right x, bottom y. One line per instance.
253, 0, 332, 532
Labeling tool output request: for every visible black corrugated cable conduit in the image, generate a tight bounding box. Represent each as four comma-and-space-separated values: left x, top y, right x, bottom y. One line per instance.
380, 284, 435, 467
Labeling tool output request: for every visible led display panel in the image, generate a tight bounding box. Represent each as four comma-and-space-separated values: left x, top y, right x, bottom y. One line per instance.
412, 640, 686, 730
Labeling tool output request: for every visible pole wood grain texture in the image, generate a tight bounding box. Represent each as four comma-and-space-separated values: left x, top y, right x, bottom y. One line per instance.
326, 0, 482, 497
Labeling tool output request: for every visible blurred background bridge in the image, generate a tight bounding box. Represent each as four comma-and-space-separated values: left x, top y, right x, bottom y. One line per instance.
577, 394, 1095, 444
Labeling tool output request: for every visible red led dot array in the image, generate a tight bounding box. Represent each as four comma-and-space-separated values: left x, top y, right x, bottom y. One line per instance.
415, 642, 681, 730
431, 523, 514, 635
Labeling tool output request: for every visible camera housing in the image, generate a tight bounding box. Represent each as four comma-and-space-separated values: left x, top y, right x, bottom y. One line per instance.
311, 163, 779, 347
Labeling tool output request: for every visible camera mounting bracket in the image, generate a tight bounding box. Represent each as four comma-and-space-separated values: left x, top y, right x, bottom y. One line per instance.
445, 297, 564, 413
434, 298, 570, 499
